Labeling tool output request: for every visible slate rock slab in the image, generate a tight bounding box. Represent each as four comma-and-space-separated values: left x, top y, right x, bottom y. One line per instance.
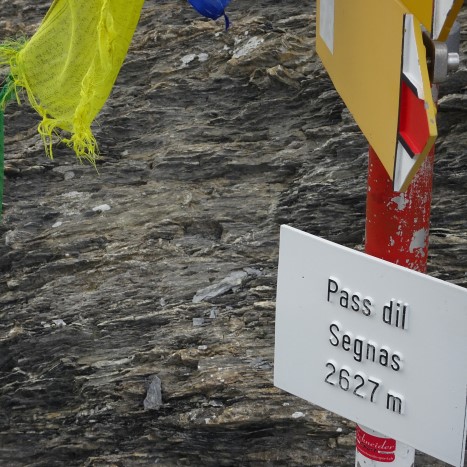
0, 1, 465, 466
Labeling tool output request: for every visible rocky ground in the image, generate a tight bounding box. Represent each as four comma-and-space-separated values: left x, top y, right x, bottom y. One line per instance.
0, 1, 465, 466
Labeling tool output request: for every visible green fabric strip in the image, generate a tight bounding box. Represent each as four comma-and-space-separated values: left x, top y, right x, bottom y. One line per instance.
0, 107, 4, 218
0, 75, 14, 219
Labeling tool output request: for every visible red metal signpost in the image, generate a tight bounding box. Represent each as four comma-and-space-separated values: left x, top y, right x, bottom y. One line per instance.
365, 146, 435, 274
358, 4, 461, 462
357, 92, 436, 465
356, 145, 435, 466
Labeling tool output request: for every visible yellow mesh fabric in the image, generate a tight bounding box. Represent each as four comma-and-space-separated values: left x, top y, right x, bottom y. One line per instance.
0, 0, 144, 163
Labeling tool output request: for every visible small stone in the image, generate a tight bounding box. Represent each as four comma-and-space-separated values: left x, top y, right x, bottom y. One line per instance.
63, 191, 81, 199
92, 204, 111, 213
193, 318, 205, 326
291, 412, 305, 419
327, 438, 337, 449
253, 300, 275, 310
181, 53, 196, 67
337, 432, 356, 447
232, 36, 264, 59
6, 279, 20, 290
52, 319, 66, 327
143, 375, 162, 411
8, 325, 23, 337
4, 165, 20, 175
192, 271, 248, 303
243, 267, 263, 277
208, 399, 223, 407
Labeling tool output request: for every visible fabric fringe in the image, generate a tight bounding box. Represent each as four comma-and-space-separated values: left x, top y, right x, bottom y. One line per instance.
0, 40, 25, 109
0, 39, 98, 165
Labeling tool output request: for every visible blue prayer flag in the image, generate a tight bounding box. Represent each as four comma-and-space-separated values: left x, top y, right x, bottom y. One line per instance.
187, 0, 232, 30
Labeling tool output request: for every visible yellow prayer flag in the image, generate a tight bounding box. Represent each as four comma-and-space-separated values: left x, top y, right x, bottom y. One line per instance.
0, 0, 144, 163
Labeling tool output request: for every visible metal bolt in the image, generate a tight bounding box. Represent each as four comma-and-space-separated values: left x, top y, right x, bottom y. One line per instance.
447, 52, 460, 72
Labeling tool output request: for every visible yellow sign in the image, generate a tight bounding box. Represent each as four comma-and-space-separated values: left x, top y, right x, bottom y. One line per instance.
400, 0, 434, 34
400, 0, 463, 41
317, 0, 437, 191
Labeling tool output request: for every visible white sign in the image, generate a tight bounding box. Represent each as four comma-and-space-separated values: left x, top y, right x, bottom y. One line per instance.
319, 0, 334, 54
274, 225, 467, 467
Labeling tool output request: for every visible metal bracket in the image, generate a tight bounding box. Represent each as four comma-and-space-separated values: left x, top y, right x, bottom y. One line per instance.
423, 23, 460, 84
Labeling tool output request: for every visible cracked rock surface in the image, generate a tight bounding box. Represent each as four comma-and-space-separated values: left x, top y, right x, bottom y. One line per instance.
0, 1, 465, 466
